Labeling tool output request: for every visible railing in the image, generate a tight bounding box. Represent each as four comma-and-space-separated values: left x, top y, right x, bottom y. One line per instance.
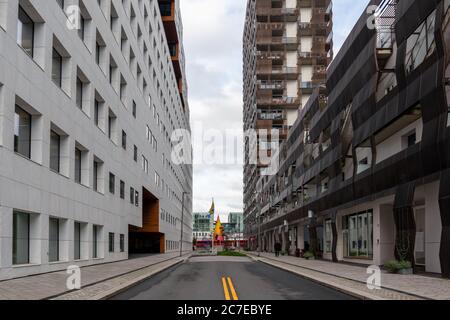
257, 80, 285, 90
375, 0, 397, 49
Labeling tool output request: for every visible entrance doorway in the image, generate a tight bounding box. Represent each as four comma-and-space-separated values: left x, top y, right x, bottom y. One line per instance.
129, 187, 164, 254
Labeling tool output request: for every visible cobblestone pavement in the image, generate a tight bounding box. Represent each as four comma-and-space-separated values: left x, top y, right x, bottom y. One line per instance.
249, 252, 450, 300
0, 253, 188, 300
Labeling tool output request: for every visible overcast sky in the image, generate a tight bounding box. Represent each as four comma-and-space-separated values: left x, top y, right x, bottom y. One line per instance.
180, 0, 371, 220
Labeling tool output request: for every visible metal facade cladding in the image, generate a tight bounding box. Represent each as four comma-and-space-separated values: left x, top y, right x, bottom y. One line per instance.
256, 0, 450, 276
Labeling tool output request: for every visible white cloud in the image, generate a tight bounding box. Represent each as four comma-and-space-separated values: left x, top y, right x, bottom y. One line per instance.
180, 0, 371, 219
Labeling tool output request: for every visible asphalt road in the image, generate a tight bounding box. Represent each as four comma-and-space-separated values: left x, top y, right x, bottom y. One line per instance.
110, 256, 355, 300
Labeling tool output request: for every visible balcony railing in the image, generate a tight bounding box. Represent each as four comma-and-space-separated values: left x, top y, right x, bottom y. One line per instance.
257, 80, 285, 90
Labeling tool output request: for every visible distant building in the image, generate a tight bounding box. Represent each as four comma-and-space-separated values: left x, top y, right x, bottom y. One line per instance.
228, 212, 244, 234
193, 212, 213, 240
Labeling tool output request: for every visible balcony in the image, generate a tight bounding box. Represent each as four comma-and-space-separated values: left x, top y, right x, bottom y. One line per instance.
257, 80, 285, 90
257, 96, 300, 107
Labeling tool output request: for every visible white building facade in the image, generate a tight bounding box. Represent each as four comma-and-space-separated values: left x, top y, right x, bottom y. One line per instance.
0, 0, 192, 280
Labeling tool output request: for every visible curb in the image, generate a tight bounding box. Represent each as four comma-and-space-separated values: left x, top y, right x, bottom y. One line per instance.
249, 254, 429, 300
93, 258, 187, 300
248, 254, 426, 300
50, 254, 190, 300
251, 256, 383, 300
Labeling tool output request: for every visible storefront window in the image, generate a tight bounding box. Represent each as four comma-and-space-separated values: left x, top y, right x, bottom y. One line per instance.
342, 210, 373, 258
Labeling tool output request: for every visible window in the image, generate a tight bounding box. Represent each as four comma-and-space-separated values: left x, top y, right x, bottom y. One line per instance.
52, 48, 63, 87
132, 100, 137, 118
17, 6, 34, 57
93, 225, 100, 258
120, 180, 125, 199
76, 76, 83, 109
120, 234, 125, 252
130, 187, 135, 204
342, 210, 373, 258
142, 155, 148, 173
120, 76, 127, 104
93, 159, 100, 192
321, 176, 329, 193
75, 68, 90, 114
109, 232, 115, 253
122, 130, 127, 150
324, 220, 332, 253
50, 130, 60, 172
109, 56, 118, 88
78, 13, 86, 41
74, 222, 82, 260
109, 172, 115, 194
74, 147, 82, 183
108, 110, 117, 142
405, 10, 436, 74
135, 191, 139, 207
14, 105, 32, 158
94, 98, 100, 127
447, 109, 450, 127
49, 218, 60, 262
134, 145, 138, 162
407, 132, 417, 148
447, 85, 450, 126
95, 35, 105, 67
13, 211, 30, 265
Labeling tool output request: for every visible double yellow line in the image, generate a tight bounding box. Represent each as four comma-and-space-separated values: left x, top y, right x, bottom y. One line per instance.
221, 277, 238, 300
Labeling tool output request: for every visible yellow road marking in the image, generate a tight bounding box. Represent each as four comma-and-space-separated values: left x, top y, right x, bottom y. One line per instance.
222, 277, 231, 300
227, 277, 239, 301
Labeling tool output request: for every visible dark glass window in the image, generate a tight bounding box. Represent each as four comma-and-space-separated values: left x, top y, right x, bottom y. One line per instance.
76, 76, 83, 109
93, 161, 99, 192
74, 222, 81, 260
49, 218, 60, 262
93, 225, 99, 258
17, 6, 34, 57
109, 172, 115, 194
13, 211, 30, 265
50, 130, 60, 172
120, 180, 125, 199
52, 48, 63, 87
14, 105, 32, 158
120, 234, 125, 252
75, 148, 82, 183
108, 232, 114, 253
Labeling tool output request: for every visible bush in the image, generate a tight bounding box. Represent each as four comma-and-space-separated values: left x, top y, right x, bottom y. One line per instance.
303, 251, 315, 259
217, 251, 247, 257
384, 260, 412, 273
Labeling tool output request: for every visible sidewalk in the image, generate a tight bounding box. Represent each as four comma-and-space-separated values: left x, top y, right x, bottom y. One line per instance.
0, 253, 189, 300
248, 252, 450, 300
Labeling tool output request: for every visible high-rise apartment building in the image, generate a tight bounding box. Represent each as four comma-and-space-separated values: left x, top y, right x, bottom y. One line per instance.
243, 0, 333, 237
0, 0, 192, 280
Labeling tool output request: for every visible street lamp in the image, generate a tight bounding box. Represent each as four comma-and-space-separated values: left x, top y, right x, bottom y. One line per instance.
180, 191, 190, 257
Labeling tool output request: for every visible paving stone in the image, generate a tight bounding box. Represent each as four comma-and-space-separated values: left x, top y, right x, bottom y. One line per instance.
0, 253, 186, 300
250, 252, 450, 300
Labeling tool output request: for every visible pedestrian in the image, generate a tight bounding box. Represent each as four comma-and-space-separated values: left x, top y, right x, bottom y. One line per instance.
274, 242, 281, 257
